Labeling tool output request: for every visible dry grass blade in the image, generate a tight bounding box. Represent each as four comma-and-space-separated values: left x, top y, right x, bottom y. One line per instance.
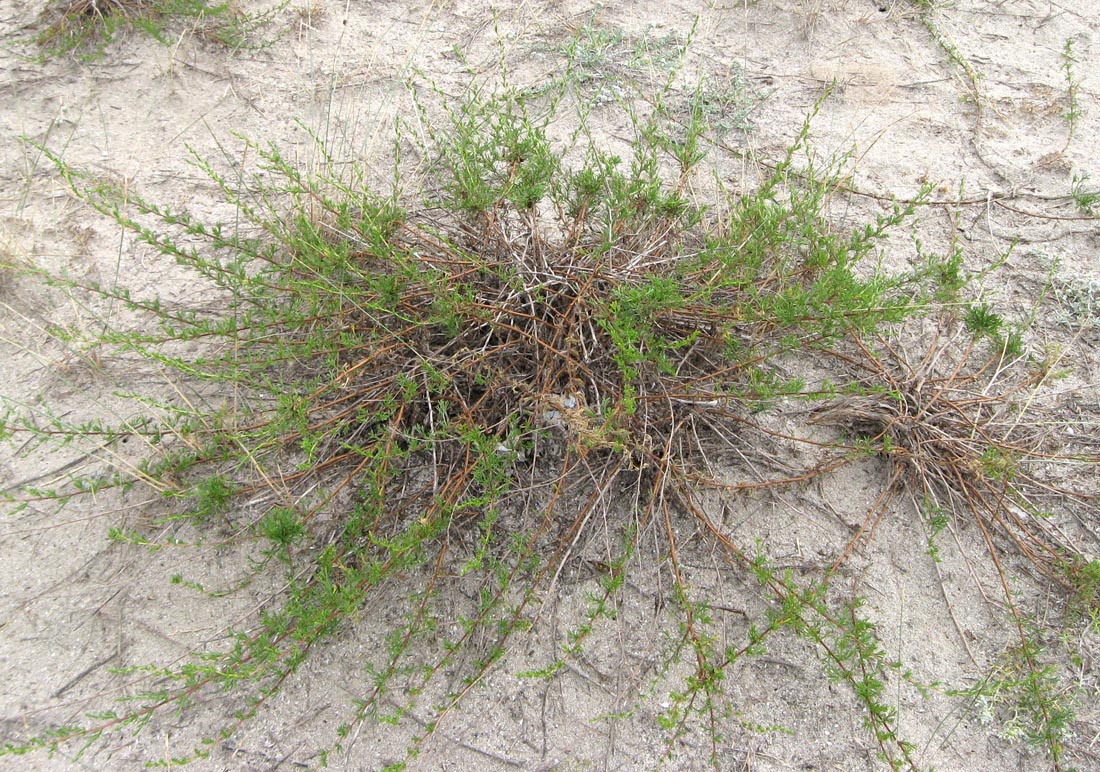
814, 317, 1098, 591
39, 0, 152, 34
35, 0, 251, 57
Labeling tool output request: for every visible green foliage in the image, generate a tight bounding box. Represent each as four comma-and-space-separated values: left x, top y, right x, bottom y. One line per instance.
915, 236, 967, 302
1061, 39, 1082, 139
964, 303, 1003, 339
35, 0, 277, 61
258, 506, 305, 547
961, 632, 1078, 768
963, 302, 1025, 358
1070, 171, 1098, 216
433, 90, 559, 211
4, 48, 1095, 772
923, 499, 949, 563
1066, 560, 1100, 617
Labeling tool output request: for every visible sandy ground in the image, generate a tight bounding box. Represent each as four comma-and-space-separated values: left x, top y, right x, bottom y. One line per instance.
2, 1, 1100, 770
